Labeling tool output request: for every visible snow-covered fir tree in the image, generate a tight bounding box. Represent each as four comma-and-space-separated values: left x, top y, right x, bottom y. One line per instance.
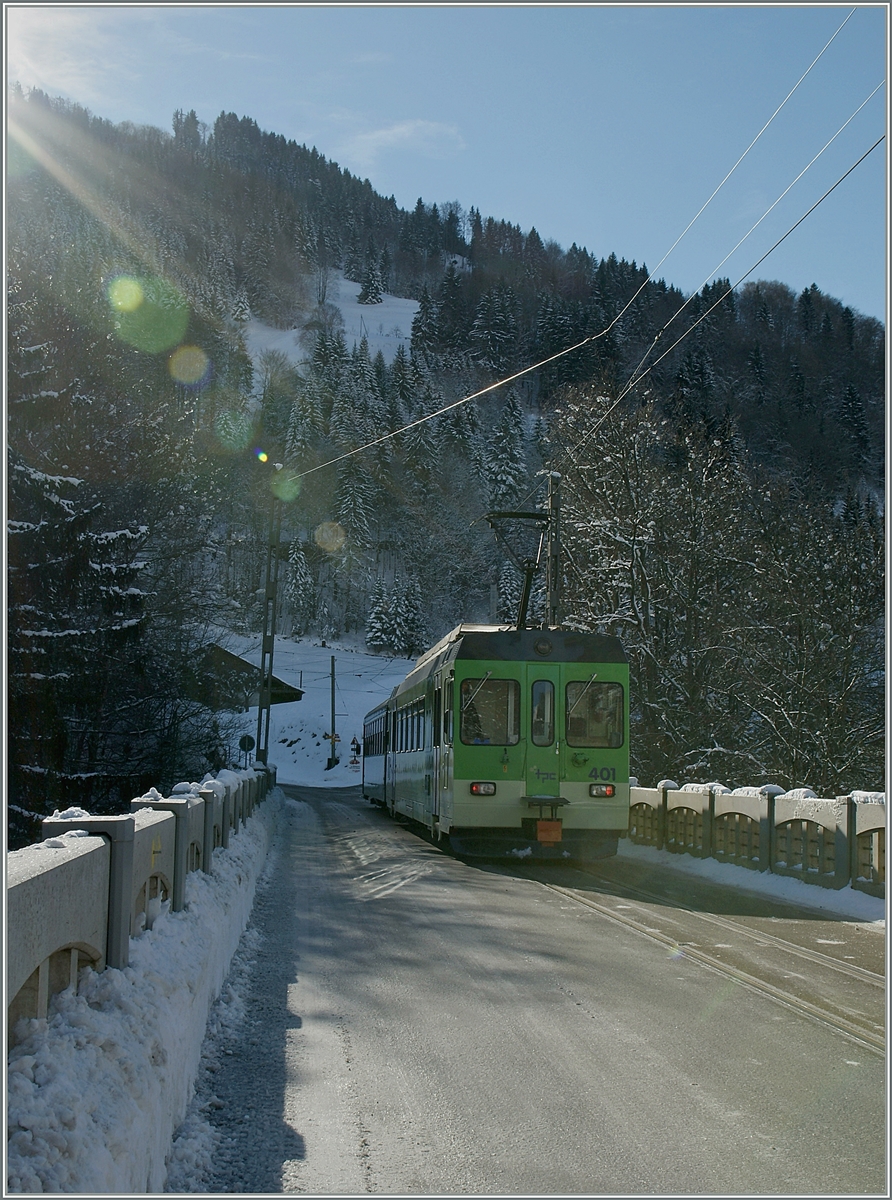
364, 577, 393, 652
284, 541, 316, 634
484, 390, 528, 509
357, 258, 384, 305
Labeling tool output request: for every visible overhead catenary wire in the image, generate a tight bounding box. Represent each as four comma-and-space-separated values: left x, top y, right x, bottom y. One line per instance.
549, 132, 887, 486
290, 9, 865, 487
619, 79, 886, 398
609, 5, 860, 324
293, 132, 884, 495
502, 126, 885, 525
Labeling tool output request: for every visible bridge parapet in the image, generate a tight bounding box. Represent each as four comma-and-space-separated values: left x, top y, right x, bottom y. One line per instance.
6, 765, 274, 1047
629, 784, 885, 896
6, 834, 110, 1033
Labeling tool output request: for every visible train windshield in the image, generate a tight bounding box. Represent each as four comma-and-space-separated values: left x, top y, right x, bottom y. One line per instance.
565, 681, 624, 747
460, 678, 520, 745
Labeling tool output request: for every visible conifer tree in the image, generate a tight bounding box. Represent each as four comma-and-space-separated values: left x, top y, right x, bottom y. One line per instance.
484, 391, 527, 509
365, 577, 393, 652
335, 455, 375, 549
284, 541, 316, 634
497, 561, 523, 624
410, 285, 438, 358
358, 258, 384, 305
393, 575, 427, 658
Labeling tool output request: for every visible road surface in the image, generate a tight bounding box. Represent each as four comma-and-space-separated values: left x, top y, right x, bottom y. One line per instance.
182, 785, 885, 1195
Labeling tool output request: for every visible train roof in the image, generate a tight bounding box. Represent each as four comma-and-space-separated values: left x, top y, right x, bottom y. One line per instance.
364, 625, 628, 720
415, 624, 627, 670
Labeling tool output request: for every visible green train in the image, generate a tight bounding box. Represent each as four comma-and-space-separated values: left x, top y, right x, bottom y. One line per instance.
362, 624, 630, 861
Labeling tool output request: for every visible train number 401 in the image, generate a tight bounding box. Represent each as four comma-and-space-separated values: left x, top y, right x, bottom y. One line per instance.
588, 767, 617, 781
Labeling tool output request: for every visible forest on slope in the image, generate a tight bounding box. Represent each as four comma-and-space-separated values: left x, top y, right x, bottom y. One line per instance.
6, 89, 885, 845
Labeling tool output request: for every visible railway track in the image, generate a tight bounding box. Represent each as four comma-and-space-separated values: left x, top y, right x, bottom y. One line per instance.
536, 871, 885, 1056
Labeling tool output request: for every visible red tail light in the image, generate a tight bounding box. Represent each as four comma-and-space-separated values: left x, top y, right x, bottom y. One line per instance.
470, 782, 496, 796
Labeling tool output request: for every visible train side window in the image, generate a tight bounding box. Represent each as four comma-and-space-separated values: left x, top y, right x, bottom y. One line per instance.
565, 681, 624, 747
460, 678, 520, 745
531, 680, 555, 746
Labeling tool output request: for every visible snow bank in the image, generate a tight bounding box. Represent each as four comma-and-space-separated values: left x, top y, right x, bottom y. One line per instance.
617, 838, 884, 925
6, 791, 284, 1194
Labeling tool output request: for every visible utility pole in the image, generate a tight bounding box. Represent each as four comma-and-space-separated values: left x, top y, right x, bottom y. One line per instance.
544, 471, 561, 630
255, 488, 283, 765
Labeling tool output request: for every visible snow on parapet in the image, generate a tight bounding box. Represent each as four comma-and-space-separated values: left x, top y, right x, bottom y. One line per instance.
6, 791, 282, 1193
50, 806, 92, 821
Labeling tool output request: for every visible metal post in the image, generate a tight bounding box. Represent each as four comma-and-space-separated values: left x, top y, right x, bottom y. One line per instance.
545, 471, 561, 629
327, 654, 338, 769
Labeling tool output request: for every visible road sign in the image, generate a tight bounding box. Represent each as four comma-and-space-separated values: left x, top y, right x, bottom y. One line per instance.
239, 734, 256, 753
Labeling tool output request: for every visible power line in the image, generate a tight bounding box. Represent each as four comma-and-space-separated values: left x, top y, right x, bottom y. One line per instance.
547, 133, 886, 483
620, 80, 886, 398
290, 58, 880, 489
609, 5, 860, 320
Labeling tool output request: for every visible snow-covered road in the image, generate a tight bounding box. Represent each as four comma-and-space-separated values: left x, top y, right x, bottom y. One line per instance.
166, 785, 885, 1195
7, 633, 883, 1194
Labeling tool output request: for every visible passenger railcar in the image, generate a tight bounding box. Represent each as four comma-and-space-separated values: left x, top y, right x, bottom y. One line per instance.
362, 624, 629, 860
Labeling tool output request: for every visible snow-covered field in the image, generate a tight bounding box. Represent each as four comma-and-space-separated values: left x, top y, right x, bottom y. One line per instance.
6, 632, 884, 1193
224, 631, 409, 787
241, 270, 419, 374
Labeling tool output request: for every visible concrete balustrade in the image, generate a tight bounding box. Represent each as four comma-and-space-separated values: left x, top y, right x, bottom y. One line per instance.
6, 766, 272, 1047
6, 834, 110, 1032
629, 784, 885, 896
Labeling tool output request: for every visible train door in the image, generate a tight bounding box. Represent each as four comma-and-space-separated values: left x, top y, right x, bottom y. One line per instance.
428, 679, 440, 831
438, 673, 454, 833
525, 664, 562, 801
385, 705, 396, 816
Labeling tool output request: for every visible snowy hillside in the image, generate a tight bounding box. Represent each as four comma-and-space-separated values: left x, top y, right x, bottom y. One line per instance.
241, 271, 419, 375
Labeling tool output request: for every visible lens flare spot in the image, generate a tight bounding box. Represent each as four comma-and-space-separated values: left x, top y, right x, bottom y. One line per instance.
314, 521, 346, 554
169, 344, 210, 386
254, 448, 269, 463
271, 470, 301, 503
111, 275, 189, 353
107, 276, 144, 313
214, 410, 252, 452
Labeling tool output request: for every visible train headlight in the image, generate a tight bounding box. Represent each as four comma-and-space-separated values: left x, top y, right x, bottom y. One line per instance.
589, 784, 616, 797
470, 781, 496, 796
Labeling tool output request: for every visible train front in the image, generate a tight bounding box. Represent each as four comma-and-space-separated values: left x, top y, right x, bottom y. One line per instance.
446, 629, 629, 861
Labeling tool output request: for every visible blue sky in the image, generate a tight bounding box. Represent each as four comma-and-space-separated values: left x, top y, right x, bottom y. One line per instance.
5, 3, 888, 319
